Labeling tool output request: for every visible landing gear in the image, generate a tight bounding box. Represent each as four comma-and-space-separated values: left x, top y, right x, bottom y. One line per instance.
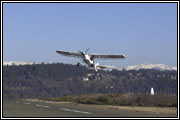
77, 62, 80, 66
90, 64, 94, 67
90, 64, 98, 72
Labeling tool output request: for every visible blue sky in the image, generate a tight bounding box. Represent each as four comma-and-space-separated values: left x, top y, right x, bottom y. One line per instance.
3, 3, 177, 67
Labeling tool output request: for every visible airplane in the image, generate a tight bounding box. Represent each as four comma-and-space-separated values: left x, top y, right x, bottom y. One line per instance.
56, 48, 126, 71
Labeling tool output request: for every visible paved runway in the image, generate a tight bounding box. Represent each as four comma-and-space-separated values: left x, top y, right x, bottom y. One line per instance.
3, 100, 176, 118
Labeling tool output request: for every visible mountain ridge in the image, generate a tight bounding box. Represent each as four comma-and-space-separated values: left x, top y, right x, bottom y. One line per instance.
3, 61, 177, 71
122, 63, 177, 71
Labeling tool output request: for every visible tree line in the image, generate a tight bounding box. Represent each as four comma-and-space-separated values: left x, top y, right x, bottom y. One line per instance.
3, 63, 177, 100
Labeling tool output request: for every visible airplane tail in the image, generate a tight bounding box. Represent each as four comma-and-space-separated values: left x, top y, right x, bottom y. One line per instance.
94, 62, 108, 71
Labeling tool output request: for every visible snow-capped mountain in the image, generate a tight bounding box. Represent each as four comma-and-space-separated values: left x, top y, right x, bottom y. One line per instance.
3, 61, 40, 66
3, 61, 177, 71
123, 64, 177, 71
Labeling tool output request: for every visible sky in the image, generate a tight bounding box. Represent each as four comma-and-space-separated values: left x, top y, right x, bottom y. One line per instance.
3, 3, 177, 68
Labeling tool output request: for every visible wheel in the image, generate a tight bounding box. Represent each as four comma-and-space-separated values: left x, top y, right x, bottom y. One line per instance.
77, 62, 80, 66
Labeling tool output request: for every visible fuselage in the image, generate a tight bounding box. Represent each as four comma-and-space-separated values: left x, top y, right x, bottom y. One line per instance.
82, 53, 94, 67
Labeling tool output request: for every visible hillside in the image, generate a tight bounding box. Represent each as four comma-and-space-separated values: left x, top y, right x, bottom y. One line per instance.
3, 63, 177, 100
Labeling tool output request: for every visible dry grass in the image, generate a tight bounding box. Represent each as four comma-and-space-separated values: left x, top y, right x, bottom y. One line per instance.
93, 105, 177, 116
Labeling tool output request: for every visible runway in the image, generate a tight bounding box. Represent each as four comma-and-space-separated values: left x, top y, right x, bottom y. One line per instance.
3, 100, 176, 118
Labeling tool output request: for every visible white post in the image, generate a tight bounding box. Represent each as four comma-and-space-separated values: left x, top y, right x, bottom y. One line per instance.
151, 87, 154, 95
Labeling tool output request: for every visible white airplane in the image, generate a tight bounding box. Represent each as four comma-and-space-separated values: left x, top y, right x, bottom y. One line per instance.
56, 48, 126, 71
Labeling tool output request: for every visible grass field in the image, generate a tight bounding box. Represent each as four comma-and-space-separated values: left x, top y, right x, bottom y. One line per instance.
40, 93, 177, 107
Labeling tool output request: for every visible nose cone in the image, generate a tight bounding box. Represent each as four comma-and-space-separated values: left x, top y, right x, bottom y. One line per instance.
85, 54, 89, 58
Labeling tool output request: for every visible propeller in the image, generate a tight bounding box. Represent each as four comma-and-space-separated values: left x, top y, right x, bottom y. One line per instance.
85, 48, 90, 53
78, 51, 84, 56
78, 48, 90, 56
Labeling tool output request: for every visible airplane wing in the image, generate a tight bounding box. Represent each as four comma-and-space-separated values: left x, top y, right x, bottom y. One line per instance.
97, 65, 118, 69
91, 54, 126, 59
56, 50, 82, 58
